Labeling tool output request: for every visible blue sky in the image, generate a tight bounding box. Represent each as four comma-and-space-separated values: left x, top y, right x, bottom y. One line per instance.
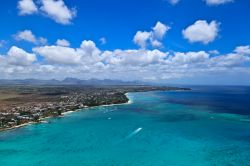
0, 0, 250, 85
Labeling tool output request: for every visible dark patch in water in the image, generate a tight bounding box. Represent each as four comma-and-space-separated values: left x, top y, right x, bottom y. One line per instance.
156, 86, 250, 115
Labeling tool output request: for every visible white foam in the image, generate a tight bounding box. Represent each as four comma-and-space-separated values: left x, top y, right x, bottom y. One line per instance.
62, 111, 74, 115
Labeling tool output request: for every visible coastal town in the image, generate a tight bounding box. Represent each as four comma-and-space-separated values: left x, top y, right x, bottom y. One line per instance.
0, 85, 190, 131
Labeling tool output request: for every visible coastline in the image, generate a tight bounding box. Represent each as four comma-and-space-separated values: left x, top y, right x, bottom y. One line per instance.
2, 90, 248, 133
0, 92, 133, 132
0, 122, 37, 132
98, 93, 133, 107
0, 88, 190, 132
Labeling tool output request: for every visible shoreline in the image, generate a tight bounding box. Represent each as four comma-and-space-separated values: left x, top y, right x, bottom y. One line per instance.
0, 93, 133, 132
62, 93, 133, 115
0, 89, 190, 132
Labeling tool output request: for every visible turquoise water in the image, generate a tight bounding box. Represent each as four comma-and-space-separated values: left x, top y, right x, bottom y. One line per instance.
0, 88, 250, 166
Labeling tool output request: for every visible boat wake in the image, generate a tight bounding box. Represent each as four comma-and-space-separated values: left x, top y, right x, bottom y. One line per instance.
115, 127, 143, 145
125, 127, 143, 140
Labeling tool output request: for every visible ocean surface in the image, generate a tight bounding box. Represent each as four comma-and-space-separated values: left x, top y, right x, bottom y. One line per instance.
0, 86, 250, 166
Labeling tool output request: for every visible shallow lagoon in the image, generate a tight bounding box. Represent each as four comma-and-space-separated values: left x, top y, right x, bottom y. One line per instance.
0, 86, 250, 166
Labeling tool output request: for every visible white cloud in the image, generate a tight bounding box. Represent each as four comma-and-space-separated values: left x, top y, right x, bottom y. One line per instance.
33, 40, 101, 65
133, 22, 170, 48
14, 30, 47, 45
153, 22, 170, 39
206, 45, 250, 67
182, 20, 219, 44
171, 51, 209, 64
18, 0, 38, 15
17, 0, 76, 25
7, 46, 37, 66
14, 30, 36, 43
133, 31, 151, 48
56, 39, 70, 47
79, 40, 102, 63
205, 0, 233, 6
33, 46, 80, 65
0, 55, 6, 64
80, 40, 100, 57
40, 0, 76, 25
234, 46, 250, 55
102, 49, 167, 66
1, 38, 250, 84
210, 53, 250, 67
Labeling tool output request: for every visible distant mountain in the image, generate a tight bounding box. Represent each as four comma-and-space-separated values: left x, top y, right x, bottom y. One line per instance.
0, 78, 146, 86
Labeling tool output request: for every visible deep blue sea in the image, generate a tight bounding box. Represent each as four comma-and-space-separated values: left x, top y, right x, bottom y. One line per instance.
0, 86, 250, 166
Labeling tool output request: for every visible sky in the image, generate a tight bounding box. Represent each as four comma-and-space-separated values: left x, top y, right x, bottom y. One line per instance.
0, 0, 250, 85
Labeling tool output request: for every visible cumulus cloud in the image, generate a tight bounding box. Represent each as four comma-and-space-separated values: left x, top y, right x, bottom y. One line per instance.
1, 37, 250, 83
78, 40, 102, 63
7, 46, 37, 66
40, 0, 76, 25
210, 53, 249, 67
133, 22, 170, 48
18, 0, 38, 15
234, 45, 250, 55
33, 40, 101, 65
80, 40, 100, 55
14, 30, 47, 45
17, 0, 76, 25
153, 22, 169, 39
182, 20, 219, 44
102, 49, 167, 66
33, 46, 80, 65
31, 41, 250, 72
14, 30, 36, 43
171, 51, 209, 65
56, 39, 70, 47
133, 31, 151, 48
205, 0, 233, 6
